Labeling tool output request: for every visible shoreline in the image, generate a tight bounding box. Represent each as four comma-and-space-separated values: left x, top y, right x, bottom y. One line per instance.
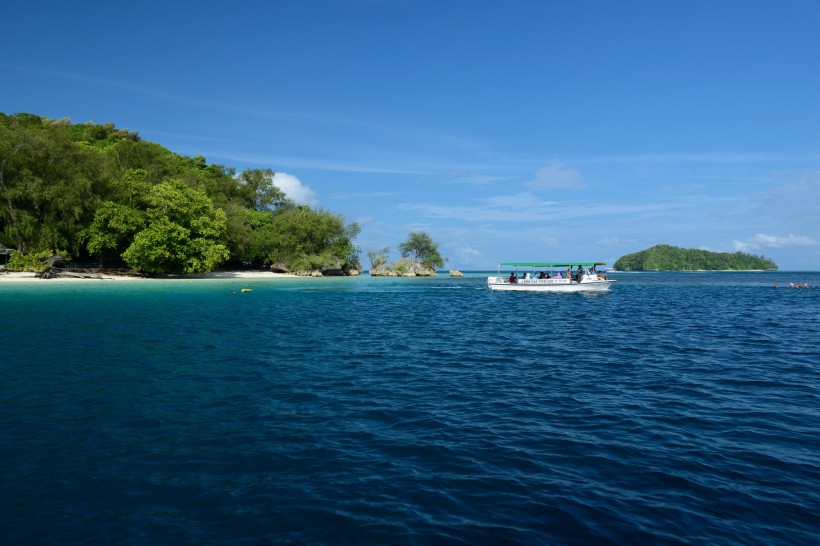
0, 270, 301, 283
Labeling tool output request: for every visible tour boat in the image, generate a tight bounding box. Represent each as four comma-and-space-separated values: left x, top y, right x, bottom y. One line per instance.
487, 262, 616, 292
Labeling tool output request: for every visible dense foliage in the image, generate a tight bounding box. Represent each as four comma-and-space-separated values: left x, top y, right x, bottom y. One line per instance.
0, 113, 360, 274
6, 248, 62, 273
614, 244, 777, 271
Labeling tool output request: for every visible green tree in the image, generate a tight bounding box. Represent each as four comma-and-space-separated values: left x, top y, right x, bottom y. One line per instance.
82, 169, 152, 266
121, 179, 229, 273
367, 247, 391, 268
6, 248, 65, 272
0, 113, 99, 254
83, 201, 146, 266
398, 231, 446, 269
259, 206, 359, 271
237, 168, 289, 211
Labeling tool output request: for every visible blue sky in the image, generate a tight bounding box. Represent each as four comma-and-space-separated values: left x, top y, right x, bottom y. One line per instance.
3, 0, 819, 270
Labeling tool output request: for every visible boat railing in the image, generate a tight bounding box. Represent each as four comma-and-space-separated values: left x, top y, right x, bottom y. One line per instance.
489, 274, 609, 285
489, 276, 574, 285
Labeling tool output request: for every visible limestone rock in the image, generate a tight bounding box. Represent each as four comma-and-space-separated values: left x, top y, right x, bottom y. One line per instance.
369, 258, 436, 277
273, 258, 362, 277
449, 269, 463, 277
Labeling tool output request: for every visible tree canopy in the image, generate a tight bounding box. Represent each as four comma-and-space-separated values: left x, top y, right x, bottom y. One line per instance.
0, 112, 361, 274
398, 231, 446, 270
613, 244, 777, 271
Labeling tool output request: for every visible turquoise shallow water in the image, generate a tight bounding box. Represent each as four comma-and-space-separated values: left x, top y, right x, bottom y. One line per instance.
1, 272, 819, 545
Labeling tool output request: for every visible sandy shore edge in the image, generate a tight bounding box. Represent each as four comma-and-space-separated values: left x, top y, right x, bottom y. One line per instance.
0, 270, 301, 283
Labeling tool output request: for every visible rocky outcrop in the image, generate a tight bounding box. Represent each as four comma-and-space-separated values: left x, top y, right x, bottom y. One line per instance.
273, 258, 362, 277
449, 269, 463, 277
369, 258, 437, 277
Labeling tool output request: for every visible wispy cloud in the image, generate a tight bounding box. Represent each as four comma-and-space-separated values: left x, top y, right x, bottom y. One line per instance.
398, 192, 684, 223
733, 233, 816, 252
2, 63, 349, 136
577, 152, 819, 164
207, 150, 429, 175
523, 162, 584, 189
141, 130, 232, 144
443, 173, 512, 185
331, 190, 411, 200
597, 237, 638, 247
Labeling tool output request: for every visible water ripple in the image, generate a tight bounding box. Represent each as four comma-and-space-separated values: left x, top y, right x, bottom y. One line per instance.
1, 273, 819, 544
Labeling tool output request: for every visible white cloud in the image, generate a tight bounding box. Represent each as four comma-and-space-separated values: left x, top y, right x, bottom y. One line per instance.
733, 233, 816, 252
523, 162, 584, 189
273, 172, 318, 206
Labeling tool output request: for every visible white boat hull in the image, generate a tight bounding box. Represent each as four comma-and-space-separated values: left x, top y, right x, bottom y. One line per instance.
487, 276, 616, 292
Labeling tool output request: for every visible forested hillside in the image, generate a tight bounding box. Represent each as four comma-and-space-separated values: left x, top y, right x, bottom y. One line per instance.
0, 113, 360, 274
614, 244, 777, 271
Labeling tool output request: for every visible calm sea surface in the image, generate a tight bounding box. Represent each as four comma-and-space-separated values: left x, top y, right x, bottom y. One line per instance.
1, 271, 819, 545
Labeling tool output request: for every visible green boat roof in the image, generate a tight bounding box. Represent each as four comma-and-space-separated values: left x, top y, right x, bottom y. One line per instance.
499, 262, 606, 267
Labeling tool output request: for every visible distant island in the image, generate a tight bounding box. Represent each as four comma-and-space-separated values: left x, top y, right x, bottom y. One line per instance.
614, 244, 777, 271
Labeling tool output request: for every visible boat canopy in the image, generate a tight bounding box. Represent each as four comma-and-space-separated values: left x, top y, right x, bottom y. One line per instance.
499, 261, 606, 268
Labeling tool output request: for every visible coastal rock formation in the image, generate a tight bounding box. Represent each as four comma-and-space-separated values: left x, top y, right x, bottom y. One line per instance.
370, 258, 437, 277
273, 258, 362, 277
449, 269, 463, 277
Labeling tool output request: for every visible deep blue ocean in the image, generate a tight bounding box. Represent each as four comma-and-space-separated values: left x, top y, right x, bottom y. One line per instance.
1, 271, 819, 545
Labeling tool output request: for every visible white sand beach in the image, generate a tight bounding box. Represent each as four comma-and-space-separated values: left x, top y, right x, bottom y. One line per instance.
0, 270, 300, 282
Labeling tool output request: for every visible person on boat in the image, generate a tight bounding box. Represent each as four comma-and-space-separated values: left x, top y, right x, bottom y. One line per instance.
576, 265, 583, 283
508, 272, 516, 284
555, 271, 562, 279
566, 268, 572, 281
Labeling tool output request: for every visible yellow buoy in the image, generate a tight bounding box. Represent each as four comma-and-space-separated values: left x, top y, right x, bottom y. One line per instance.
241, 288, 252, 293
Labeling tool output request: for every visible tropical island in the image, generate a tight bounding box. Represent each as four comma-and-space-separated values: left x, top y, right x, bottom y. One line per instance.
0, 112, 444, 278
613, 244, 778, 271
366, 232, 446, 277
